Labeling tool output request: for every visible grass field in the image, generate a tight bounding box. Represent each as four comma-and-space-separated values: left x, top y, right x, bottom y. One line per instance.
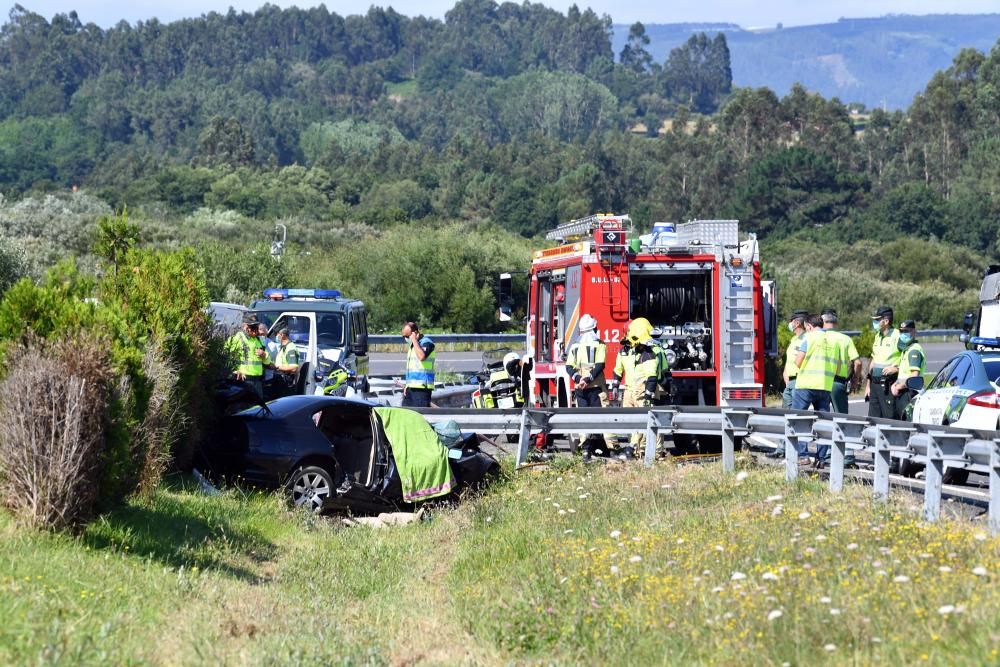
2, 459, 999, 665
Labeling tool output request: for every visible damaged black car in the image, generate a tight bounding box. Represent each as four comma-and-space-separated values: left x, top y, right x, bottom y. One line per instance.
199, 394, 501, 514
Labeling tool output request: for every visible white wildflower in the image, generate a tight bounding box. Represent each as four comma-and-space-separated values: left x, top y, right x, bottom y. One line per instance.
765, 495, 783, 503
973, 566, 988, 576
824, 644, 836, 652
939, 566, 952, 573
610, 530, 621, 538
610, 565, 619, 575
846, 543, 858, 550
762, 572, 779, 581
767, 610, 783, 621
937, 605, 955, 615
829, 608, 841, 616
798, 511, 811, 520
731, 572, 747, 581
736, 471, 749, 482
893, 575, 910, 583
630, 555, 643, 563
819, 596, 832, 604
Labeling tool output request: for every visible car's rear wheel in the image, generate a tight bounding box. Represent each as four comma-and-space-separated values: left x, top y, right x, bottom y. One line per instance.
288, 465, 335, 512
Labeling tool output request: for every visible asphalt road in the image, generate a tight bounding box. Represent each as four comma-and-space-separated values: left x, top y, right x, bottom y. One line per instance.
370, 341, 965, 381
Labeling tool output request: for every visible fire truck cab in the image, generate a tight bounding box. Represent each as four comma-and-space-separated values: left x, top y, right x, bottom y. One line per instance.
524, 214, 777, 409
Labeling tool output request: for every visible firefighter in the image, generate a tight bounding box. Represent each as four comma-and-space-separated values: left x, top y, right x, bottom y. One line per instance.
891, 320, 925, 419
615, 317, 660, 461
225, 314, 268, 398
821, 308, 862, 414
565, 314, 614, 461
503, 351, 532, 407
866, 305, 900, 419
401, 321, 436, 407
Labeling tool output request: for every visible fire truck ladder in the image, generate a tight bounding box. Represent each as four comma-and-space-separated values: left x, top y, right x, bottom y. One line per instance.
722, 262, 756, 385
545, 214, 632, 243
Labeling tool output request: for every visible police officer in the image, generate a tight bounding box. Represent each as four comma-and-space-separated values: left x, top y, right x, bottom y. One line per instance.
783, 310, 809, 408
821, 308, 862, 414
401, 321, 436, 407
273, 327, 300, 397
891, 320, 925, 419
566, 314, 615, 461
225, 314, 268, 398
866, 305, 900, 419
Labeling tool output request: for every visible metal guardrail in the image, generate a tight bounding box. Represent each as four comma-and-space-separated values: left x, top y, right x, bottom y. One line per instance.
370, 330, 963, 344
414, 405, 1000, 534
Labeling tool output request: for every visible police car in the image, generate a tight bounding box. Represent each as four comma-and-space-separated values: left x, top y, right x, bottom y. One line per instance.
250, 288, 369, 396
908, 338, 1000, 432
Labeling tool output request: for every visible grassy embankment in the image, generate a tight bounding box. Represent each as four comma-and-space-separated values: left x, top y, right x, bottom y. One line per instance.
2, 460, 999, 665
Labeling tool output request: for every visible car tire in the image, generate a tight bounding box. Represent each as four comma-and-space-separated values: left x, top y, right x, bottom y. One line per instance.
899, 458, 922, 478
287, 465, 336, 513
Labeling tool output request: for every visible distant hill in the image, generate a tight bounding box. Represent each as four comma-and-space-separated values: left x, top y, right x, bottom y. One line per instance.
612, 14, 1000, 109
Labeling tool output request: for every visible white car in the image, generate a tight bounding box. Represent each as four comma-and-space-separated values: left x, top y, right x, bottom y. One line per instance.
907, 344, 1000, 483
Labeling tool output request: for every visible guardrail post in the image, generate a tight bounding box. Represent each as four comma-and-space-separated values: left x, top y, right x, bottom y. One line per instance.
991, 439, 1000, 535
516, 409, 532, 466
873, 426, 892, 502
784, 415, 815, 482
829, 423, 846, 493
923, 433, 945, 523
722, 410, 752, 473
644, 411, 658, 467
644, 410, 675, 468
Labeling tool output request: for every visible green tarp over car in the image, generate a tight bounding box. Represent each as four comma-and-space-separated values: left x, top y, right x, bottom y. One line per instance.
373, 407, 455, 503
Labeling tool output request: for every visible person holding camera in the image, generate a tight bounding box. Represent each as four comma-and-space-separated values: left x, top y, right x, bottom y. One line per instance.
401, 321, 436, 407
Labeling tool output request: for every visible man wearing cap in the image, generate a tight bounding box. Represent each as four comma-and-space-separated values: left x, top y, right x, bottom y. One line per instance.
793, 314, 837, 465
225, 314, 268, 398
401, 321, 436, 407
891, 320, 925, 419
822, 308, 862, 414
783, 310, 809, 408
565, 314, 614, 461
273, 327, 301, 397
866, 305, 900, 419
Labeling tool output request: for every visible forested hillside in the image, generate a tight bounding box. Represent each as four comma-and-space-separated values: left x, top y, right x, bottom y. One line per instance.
0, 2, 998, 330
615, 14, 1000, 109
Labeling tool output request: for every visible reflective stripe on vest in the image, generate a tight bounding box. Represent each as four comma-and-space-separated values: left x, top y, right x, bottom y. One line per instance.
569, 338, 607, 388
405, 336, 436, 389
796, 330, 837, 392
228, 331, 264, 377
898, 342, 926, 380
871, 328, 902, 369
615, 348, 636, 382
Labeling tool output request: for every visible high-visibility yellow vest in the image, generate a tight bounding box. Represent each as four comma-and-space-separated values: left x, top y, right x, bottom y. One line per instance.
614, 346, 636, 383
632, 346, 660, 390
785, 332, 804, 377
826, 329, 859, 378
796, 329, 837, 392
405, 336, 436, 389
898, 342, 925, 380
226, 330, 264, 378
276, 342, 299, 368
871, 328, 901, 372
567, 338, 607, 388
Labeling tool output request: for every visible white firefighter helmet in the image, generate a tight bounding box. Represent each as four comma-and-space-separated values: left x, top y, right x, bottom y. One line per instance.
503, 351, 520, 376
579, 313, 598, 333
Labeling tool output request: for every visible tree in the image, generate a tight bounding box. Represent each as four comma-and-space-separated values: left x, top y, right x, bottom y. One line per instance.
94, 209, 140, 289
619, 22, 653, 74
662, 33, 732, 113
194, 116, 255, 168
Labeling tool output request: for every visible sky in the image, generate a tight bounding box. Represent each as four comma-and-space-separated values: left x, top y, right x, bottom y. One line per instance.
11, 0, 1000, 29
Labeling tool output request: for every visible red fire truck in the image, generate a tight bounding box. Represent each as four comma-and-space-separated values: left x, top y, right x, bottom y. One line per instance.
507, 214, 777, 411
